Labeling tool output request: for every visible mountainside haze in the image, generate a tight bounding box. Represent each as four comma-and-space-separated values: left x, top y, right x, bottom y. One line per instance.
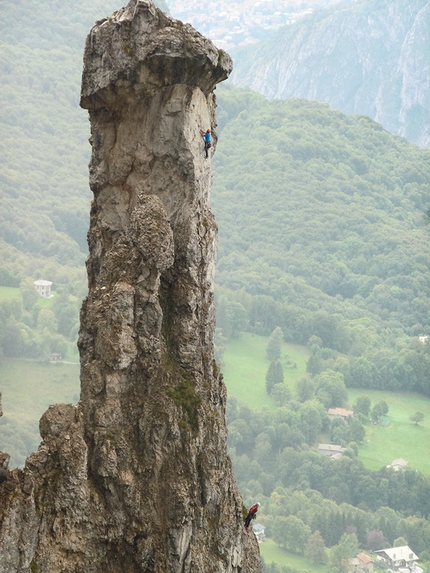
230, 0, 430, 147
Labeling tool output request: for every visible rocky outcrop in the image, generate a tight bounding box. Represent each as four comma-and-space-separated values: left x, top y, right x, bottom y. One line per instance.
0, 2, 261, 571
230, 0, 430, 147
0, 395, 8, 484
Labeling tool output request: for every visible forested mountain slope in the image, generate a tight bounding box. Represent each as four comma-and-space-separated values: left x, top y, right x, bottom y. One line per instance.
0, 0, 167, 281
212, 85, 430, 394
230, 0, 430, 147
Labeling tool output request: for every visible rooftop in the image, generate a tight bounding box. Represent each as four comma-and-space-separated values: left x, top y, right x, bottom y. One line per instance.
375, 546, 418, 562
328, 407, 354, 417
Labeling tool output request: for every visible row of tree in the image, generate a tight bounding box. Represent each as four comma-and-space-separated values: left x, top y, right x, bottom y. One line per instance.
216, 289, 430, 398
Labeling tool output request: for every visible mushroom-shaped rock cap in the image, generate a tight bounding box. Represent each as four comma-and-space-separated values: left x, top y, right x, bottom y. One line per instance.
80, 0, 233, 110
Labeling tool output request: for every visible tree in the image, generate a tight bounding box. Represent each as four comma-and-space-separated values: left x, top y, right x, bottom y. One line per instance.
379, 401, 389, 416
366, 529, 385, 550
395, 517, 430, 555
266, 360, 284, 394
314, 369, 347, 408
330, 533, 359, 573
371, 401, 389, 423
374, 507, 399, 546
305, 530, 327, 564
330, 415, 347, 445
329, 542, 350, 573
266, 326, 283, 361
299, 400, 325, 442
254, 432, 273, 466
353, 395, 371, 417
1, 320, 27, 357
52, 294, 79, 338
410, 412, 425, 425
272, 515, 311, 554
296, 376, 315, 402
19, 277, 39, 311
227, 419, 254, 455
216, 295, 248, 339
37, 308, 58, 333
348, 418, 366, 443
272, 383, 291, 406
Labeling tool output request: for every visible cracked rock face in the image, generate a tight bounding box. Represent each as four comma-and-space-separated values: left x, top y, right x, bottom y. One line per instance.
0, 2, 261, 572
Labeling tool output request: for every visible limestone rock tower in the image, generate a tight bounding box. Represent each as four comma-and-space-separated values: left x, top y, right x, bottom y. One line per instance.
0, 1, 262, 572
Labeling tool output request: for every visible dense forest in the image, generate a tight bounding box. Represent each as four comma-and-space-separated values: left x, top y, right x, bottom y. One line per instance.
212, 84, 430, 397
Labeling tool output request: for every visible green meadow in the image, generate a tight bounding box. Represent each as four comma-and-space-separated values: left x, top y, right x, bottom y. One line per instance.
347, 388, 430, 474
222, 332, 310, 411
0, 359, 80, 421
260, 539, 328, 573
0, 358, 80, 467
0, 285, 55, 308
0, 286, 20, 300
222, 334, 430, 476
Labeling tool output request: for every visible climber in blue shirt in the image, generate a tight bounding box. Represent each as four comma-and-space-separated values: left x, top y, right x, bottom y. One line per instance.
200, 128, 211, 158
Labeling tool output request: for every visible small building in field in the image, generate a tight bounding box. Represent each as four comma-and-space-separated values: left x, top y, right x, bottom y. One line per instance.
50, 353, 63, 362
347, 552, 374, 573
34, 279, 53, 298
328, 407, 354, 420
252, 523, 266, 542
388, 458, 408, 471
318, 444, 345, 459
374, 546, 421, 573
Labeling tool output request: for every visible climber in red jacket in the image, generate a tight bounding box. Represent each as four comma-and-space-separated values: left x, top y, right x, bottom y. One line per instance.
244, 502, 260, 531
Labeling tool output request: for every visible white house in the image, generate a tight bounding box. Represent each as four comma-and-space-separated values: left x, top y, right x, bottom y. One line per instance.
388, 459, 408, 471
374, 546, 422, 573
252, 523, 265, 542
34, 279, 53, 298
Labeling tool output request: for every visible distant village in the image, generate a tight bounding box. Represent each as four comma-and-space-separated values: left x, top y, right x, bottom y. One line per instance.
166, 0, 353, 49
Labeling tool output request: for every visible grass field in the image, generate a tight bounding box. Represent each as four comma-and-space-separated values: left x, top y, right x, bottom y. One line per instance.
0, 285, 56, 310
222, 334, 430, 475
222, 332, 310, 411
0, 359, 80, 421
259, 539, 328, 573
0, 286, 20, 300
347, 388, 430, 473
0, 358, 80, 467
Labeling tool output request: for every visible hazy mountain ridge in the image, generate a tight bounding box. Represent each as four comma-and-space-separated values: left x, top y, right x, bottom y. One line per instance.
230, 0, 430, 147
